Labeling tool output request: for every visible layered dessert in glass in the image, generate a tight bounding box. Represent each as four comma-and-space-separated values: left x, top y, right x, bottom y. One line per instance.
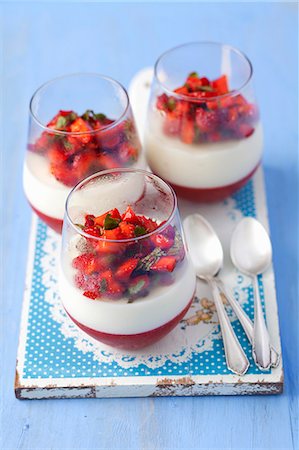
144, 42, 263, 202
59, 169, 196, 350
24, 74, 143, 232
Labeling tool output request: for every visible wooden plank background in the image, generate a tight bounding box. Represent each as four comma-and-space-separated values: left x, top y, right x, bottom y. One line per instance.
1, 2, 298, 449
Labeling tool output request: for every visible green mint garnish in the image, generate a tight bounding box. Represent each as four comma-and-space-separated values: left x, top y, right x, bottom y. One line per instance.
167, 229, 184, 257
189, 71, 199, 78
167, 98, 176, 111
68, 112, 77, 122
56, 116, 67, 129
100, 278, 108, 293
95, 113, 107, 122
62, 138, 73, 151
104, 214, 121, 230
81, 110, 94, 121
198, 86, 215, 92
128, 279, 146, 296
75, 223, 85, 230
137, 247, 165, 272
134, 226, 147, 237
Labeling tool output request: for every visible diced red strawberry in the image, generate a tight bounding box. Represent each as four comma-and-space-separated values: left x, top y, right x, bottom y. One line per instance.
138, 216, 158, 232
33, 132, 51, 153
70, 152, 94, 179
237, 124, 254, 138
72, 253, 102, 275
68, 118, 93, 145
50, 162, 77, 186
46, 110, 75, 129
185, 74, 204, 92
150, 234, 174, 250
97, 153, 119, 170
163, 113, 181, 137
83, 291, 98, 300
181, 117, 194, 144
94, 208, 121, 227
160, 224, 176, 240
100, 125, 122, 149
85, 214, 96, 227
84, 226, 102, 237
48, 144, 68, 164
119, 222, 136, 239
119, 142, 139, 163
174, 86, 189, 96
200, 77, 210, 86
106, 279, 125, 298
101, 269, 124, 298
195, 108, 219, 133
122, 206, 141, 225
211, 75, 229, 95
74, 272, 101, 293
151, 256, 177, 272
103, 227, 122, 239
115, 258, 139, 281
96, 231, 125, 254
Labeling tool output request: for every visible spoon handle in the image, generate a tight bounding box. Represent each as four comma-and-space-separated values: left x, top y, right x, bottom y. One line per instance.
208, 278, 249, 376
217, 279, 280, 368
216, 279, 253, 341
252, 275, 271, 370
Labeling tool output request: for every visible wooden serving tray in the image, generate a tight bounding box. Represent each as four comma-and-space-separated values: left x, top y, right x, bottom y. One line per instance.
15, 69, 283, 399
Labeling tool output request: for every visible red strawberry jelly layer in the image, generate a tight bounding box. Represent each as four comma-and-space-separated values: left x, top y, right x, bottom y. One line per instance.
30, 203, 63, 233
167, 163, 260, 203
66, 297, 193, 350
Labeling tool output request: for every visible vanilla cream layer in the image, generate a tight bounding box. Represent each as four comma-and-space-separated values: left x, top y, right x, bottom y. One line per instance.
59, 260, 196, 335
144, 122, 263, 189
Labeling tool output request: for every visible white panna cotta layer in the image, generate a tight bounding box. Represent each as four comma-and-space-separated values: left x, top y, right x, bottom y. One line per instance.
145, 121, 263, 189
23, 152, 70, 220
60, 259, 196, 335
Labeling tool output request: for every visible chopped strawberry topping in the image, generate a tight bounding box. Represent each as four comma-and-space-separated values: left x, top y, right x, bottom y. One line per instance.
150, 234, 174, 250
115, 258, 139, 281
151, 256, 177, 272
72, 207, 185, 303
156, 71, 258, 144
30, 108, 140, 187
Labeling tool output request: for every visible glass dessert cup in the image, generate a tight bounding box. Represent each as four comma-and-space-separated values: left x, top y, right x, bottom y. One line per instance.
60, 169, 196, 350
144, 42, 263, 202
23, 73, 143, 233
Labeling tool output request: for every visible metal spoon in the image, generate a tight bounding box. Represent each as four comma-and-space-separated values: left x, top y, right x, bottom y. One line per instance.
184, 214, 249, 376
230, 217, 276, 370
216, 279, 280, 368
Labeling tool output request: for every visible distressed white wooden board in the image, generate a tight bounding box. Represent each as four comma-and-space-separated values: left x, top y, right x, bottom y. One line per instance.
15, 69, 283, 399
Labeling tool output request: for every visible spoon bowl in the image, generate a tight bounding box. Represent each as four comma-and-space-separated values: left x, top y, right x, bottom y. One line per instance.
230, 217, 272, 276
183, 214, 223, 279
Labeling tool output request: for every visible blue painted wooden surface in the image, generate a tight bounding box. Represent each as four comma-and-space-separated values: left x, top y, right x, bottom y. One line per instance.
1, 2, 298, 449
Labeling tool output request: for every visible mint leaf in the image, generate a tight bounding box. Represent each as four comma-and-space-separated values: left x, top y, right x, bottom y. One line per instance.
56, 116, 67, 129
100, 278, 108, 293
167, 98, 176, 111
75, 223, 84, 230
189, 71, 199, 78
81, 110, 95, 121
128, 279, 146, 296
134, 226, 147, 237
167, 229, 184, 256
198, 86, 214, 92
95, 113, 107, 122
137, 247, 165, 272
104, 214, 121, 230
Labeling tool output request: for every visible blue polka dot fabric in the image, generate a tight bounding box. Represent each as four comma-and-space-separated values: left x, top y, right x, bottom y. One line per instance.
22, 178, 271, 381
